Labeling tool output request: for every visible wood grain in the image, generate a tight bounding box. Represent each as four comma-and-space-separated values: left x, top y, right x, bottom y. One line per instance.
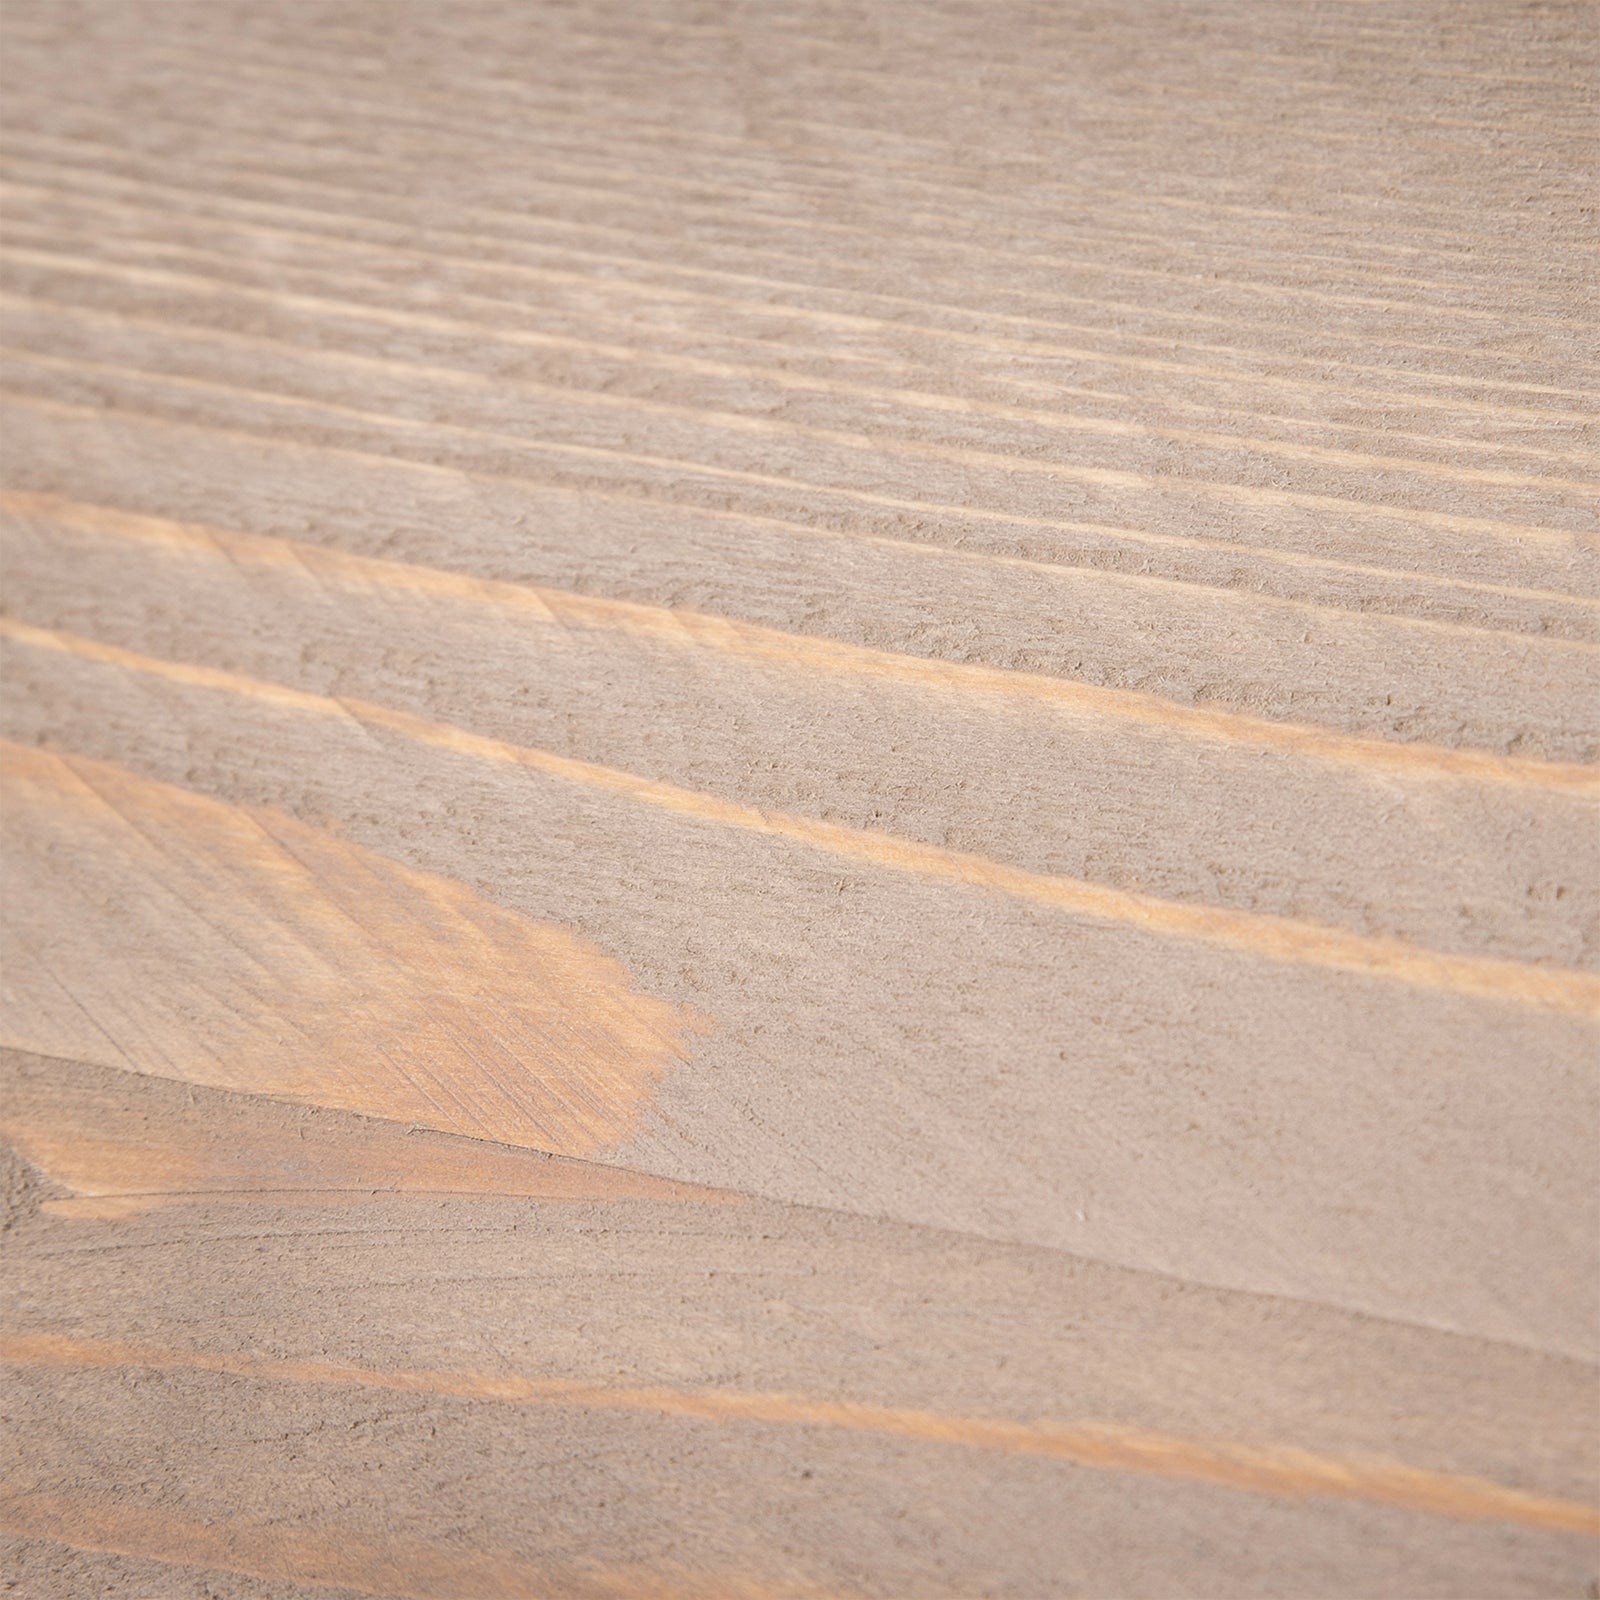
5, 1057, 1599, 1598
0, 739, 701, 1153
0, 1040, 726, 1218
1, 0, 1596, 1594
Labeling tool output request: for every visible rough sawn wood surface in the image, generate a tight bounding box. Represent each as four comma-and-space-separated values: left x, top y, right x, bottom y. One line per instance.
0, 1, 1596, 1595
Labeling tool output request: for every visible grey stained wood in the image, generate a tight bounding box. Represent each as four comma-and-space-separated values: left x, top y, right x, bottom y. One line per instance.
3, 1056, 1598, 1599
0, 0, 1597, 1595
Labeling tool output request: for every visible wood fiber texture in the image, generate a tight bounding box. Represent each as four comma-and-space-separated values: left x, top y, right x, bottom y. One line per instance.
0, 1, 1596, 1595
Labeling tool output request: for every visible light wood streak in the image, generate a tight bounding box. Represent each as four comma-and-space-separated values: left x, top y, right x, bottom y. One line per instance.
5, 1333, 1595, 1536
0, 1496, 815, 1600
2, 213, 1591, 494
10, 386, 1592, 614
8, 491, 1592, 787
0, 739, 701, 1154
7, 171, 1598, 458
4, 626, 1596, 1016
2, 249, 1589, 546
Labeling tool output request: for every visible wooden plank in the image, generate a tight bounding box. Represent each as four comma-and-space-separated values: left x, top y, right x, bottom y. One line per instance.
1, 0, 1596, 1592
3, 624, 1593, 1353
3, 1057, 1597, 1597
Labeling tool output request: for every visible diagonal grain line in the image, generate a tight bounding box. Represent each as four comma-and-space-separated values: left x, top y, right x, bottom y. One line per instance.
8, 160, 1574, 432
3, 1333, 1594, 1535
10, 479, 1590, 652
9, 122, 1589, 390
4, 161, 1593, 413
7, 172, 1591, 467
9, 491, 1596, 774
82, 104, 1569, 308
3, 222, 1589, 497
4, 389, 1590, 626
0, 1492, 810, 1600
56, 38, 1538, 237
30, 53, 1593, 337
9, 53, 1571, 251
6, 182, 1593, 467
0, 278, 1588, 553
3, 136, 1592, 411
121, 28, 1600, 180
116, 50, 1596, 303
3, 618, 1596, 1014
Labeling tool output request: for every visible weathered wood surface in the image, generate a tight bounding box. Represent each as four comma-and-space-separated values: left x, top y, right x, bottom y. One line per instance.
0, 0, 1596, 1594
